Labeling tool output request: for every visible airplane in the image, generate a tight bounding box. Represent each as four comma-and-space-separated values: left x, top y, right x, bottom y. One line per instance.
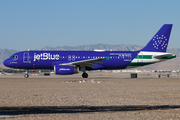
3, 24, 176, 78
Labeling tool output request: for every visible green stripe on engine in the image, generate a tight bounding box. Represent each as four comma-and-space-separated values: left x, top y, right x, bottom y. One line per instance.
128, 62, 154, 66
135, 55, 152, 59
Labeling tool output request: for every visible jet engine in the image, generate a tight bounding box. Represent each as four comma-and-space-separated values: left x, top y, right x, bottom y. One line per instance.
54, 65, 79, 75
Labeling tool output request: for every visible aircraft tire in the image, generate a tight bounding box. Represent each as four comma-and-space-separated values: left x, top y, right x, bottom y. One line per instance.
24, 74, 29, 78
82, 73, 88, 78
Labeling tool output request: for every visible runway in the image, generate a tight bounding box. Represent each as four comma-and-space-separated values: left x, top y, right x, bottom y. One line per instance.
0, 73, 180, 119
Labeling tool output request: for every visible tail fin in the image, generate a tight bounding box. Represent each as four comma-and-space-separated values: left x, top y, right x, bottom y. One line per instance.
141, 24, 173, 52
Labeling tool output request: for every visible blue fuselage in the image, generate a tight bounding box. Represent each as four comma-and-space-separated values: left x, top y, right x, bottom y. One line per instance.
3, 51, 139, 70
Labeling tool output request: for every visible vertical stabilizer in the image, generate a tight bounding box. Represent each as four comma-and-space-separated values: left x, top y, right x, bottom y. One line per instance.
141, 24, 173, 52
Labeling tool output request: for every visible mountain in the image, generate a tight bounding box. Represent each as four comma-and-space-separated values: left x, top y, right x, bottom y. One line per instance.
0, 49, 18, 64
0, 44, 179, 70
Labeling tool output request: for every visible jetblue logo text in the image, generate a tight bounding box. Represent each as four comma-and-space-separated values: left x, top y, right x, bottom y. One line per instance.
34, 53, 59, 61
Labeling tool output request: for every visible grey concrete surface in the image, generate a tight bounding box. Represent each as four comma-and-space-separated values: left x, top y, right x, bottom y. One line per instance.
0, 73, 180, 119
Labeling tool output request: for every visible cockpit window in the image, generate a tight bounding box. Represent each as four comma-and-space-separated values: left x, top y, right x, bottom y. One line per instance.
10, 55, 18, 59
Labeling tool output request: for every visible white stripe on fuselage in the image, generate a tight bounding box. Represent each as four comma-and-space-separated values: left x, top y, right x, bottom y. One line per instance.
126, 51, 173, 69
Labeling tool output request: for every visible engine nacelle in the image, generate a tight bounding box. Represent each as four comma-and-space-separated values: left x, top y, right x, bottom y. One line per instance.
54, 65, 79, 75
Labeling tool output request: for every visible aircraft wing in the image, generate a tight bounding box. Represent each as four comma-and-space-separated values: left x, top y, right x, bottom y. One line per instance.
60, 56, 109, 67
153, 53, 176, 59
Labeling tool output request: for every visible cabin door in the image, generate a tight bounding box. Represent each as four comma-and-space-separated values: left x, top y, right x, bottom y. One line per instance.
138, 53, 143, 63
23, 52, 29, 63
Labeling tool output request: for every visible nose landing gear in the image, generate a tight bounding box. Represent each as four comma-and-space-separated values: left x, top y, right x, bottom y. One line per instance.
24, 74, 29, 78
24, 70, 29, 78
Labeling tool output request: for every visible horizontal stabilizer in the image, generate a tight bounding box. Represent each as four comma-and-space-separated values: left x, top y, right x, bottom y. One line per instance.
153, 53, 176, 59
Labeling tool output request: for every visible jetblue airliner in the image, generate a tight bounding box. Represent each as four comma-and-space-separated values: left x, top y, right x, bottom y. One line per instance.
3, 24, 176, 78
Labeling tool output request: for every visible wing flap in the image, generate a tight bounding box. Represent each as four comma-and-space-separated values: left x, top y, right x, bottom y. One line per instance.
60, 58, 105, 67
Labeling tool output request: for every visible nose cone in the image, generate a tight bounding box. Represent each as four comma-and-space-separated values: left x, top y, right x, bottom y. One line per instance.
3, 59, 10, 67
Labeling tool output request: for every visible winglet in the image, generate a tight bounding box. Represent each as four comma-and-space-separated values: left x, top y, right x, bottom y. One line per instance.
105, 56, 110, 61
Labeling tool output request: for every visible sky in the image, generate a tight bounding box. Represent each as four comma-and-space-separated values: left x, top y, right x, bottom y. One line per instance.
0, 0, 180, 50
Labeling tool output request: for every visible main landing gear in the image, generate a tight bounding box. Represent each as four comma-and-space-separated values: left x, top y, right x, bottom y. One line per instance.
82, 72, 88, 78
24, 70, 29, 78
81, 67, 88, 78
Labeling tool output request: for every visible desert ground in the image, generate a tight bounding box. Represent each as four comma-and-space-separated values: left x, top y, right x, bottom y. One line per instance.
1, 72, 180, 119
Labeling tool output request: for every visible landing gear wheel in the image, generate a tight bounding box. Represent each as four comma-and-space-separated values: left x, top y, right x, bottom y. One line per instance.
82, 73, 88, 78
24, 74, 29, 78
